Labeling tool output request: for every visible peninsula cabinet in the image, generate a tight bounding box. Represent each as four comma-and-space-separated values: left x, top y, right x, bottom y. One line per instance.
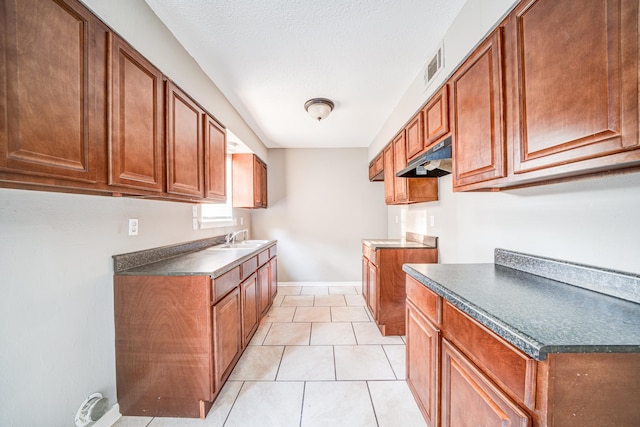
232, 153, 268, 208
109, 33, 164, 192
0, 0, 108, 188
405, 276, 640, 426
450, 28, 507, 191
363, 243, 437, 335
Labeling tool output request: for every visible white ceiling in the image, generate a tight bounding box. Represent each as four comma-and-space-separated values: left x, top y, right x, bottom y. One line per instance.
145, 0, 467, 149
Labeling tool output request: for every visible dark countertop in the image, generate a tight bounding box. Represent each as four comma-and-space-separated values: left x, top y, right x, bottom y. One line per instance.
404, 255, 640, 361
114, 240, 276, 279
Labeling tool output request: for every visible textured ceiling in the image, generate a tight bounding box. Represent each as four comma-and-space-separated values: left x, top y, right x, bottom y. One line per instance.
145, 0, 467, 148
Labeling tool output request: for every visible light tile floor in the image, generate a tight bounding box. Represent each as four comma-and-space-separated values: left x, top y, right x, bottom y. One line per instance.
112, 284, 426, 427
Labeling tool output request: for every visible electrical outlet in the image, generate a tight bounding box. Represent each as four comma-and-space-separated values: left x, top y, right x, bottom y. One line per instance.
128, 218, 139, 236
192, 218, 199, 230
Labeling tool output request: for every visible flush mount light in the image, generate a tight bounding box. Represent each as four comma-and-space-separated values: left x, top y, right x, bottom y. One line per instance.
304, 98, 334, 121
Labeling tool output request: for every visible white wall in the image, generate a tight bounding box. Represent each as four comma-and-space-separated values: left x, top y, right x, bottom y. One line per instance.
390, 172, 640, 274
251, 148, 388, 282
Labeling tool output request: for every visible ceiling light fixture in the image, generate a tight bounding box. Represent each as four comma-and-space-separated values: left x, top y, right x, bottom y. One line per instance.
304, 98, 334, 121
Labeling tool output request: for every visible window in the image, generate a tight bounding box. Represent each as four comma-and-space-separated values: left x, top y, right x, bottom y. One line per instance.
200, 155, 236, 228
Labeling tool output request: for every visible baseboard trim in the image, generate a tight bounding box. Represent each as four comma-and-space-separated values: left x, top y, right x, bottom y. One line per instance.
93, 403, 121, 427
279, 281, 360, 287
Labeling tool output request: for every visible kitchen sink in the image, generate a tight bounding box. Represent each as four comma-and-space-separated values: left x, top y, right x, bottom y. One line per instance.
208, 240, 270, 250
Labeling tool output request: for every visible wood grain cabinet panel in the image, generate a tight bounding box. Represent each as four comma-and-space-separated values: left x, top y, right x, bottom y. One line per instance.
509, 0, 639, 175
383, 144, 395, 204
258, 264, 271, 317
441, 338, 531, 427
241, 272, 259, 347
232, 153, 267, 208
269, 256, 278, 300
212, 286, 242, 393
393, 131, 408, 202
406, 300, 440, 426
406, 112, 425, 160
0, 0, 107, 184
109, 34, 164, 192
423, 84, 450, 150
166, 82, 204, 197
203, 114, 226, 202
451, 28, 507, 190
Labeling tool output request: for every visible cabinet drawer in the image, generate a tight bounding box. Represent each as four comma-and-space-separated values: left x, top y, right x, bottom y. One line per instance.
258, 249, 269, 266
406, 276, 441, 325
269, 246, 277, 259
212, 267, 240, 303
443, 301, 535, 407
241, 256, 258, 279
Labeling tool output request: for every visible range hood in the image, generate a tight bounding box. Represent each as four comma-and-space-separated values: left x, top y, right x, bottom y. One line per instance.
396, 136, 452, 178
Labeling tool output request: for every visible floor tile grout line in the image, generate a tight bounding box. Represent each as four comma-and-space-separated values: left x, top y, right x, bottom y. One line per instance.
365, 381, 381, 427
222, 380, 245, 427
381, 344, 400, 380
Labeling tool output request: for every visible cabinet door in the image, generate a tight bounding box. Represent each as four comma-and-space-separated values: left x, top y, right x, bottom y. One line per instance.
0, 0, 106, 183
109, 34, 164, 192
393, 132, 407, 202
253, 157, 263, 207
441, 339, 530, 427
406, 300, 440, 426
423, 85, 450, 150
212, 286, 242, 393
258, 264, 270, 317
451, 29, 507, 190
383, 144, 394, 204
166, 82, 204, 197
509, 0, 639, 174
241, 272, 259, 346
361, 256, 369, 300
269, 257, 278, 300
406, 112, 425, 160
367, 262, 378, 320
258, 159, 267, 207
204, 115, 226, 202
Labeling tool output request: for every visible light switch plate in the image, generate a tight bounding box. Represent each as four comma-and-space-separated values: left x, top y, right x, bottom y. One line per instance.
192, 205, 198, 218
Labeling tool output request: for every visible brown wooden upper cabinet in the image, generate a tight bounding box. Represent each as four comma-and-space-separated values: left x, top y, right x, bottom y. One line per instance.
203, 115, 227, 202
109, 33, 164, 193
507, 0, 639, 179
383, 144, 395, 204
166, 82, 205, 198
232, 153, 267, 208
0, 0, 108, 187
368, 152, 384, 181
451, 28, 507, 191
406, 112, 425, 161
423, 84, 450, 151
393, 131, 408, 203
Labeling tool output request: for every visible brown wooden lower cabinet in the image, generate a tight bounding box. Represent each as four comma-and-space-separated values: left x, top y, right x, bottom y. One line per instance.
212, 286, 242, 393
258, 264, 271, 317
114, 244, 277, 418
406, 275, 640, 426
362, 243, 438, 335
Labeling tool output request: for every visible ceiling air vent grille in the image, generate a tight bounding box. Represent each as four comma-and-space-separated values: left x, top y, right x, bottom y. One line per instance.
424, 43, 444, 90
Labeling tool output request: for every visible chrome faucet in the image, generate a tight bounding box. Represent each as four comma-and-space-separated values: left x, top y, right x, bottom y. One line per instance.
226, 229, 249, 244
